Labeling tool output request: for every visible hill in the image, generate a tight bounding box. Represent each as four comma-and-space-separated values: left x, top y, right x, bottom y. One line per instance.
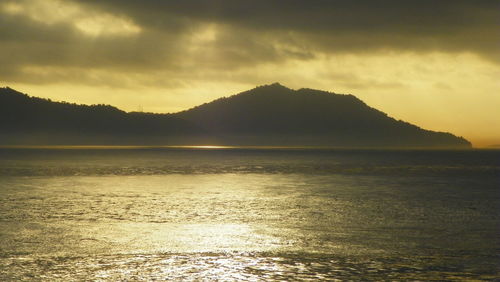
176, 83, 470, 147
0, 85, 471, 147
0, 87, 202, 145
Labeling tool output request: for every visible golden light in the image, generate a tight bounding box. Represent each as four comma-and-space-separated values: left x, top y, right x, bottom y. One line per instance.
1, 0, 141, 37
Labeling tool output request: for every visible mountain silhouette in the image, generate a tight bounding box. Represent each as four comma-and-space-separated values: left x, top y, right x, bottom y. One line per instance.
0, 87, 202, 145
0, 84, 471, 147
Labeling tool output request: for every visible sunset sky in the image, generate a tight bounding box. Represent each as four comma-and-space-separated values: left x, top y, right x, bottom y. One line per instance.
1, 0, 499, 146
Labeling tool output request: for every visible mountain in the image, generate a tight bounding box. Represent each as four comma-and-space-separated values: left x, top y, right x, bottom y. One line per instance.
175, 83, 471, 147
0, 85, 471, 147
0, 87, 203, 145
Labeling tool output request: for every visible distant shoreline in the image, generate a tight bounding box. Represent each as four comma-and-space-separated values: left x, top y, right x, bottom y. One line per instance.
0, 145, 488, 151
1, 86, 472, 149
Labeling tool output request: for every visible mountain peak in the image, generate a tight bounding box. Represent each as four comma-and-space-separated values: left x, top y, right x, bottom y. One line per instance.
266, 82, 287, 87
270, 82, 287, 87
256, 82, 291, 91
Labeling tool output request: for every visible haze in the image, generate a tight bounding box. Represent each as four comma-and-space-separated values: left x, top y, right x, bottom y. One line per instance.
1, 0, 498, 146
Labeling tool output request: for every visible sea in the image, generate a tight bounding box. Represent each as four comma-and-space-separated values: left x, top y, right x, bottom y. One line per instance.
0, 146, 498, 280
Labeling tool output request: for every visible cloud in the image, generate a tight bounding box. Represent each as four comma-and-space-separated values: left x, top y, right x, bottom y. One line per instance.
1, 0, 141, 36
1, 0, 498, 87
75, 0, 499, 58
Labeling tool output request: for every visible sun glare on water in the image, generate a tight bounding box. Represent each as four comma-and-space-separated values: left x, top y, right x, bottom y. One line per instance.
172, 145, 236, 149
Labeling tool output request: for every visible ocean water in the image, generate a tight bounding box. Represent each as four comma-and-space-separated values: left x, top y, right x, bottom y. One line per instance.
0, 147, 499, 280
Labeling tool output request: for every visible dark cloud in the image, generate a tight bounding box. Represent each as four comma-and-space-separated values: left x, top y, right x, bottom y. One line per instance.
77, 0, 498, 56
1, 0, 498, 85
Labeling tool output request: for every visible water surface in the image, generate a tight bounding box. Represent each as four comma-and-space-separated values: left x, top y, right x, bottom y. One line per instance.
0, 147, 499, 280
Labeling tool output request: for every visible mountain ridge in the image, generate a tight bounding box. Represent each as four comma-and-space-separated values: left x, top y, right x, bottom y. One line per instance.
0, 85, 471, 148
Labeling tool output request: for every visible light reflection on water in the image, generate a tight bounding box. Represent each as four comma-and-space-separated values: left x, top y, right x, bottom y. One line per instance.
0, 149, 499, 280
7, 252, 494, 281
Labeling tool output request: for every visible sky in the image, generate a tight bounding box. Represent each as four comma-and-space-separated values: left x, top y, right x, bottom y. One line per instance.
1, 0, 499, 146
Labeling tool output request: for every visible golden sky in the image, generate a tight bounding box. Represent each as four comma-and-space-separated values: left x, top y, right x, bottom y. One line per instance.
1, 0, 499, 146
